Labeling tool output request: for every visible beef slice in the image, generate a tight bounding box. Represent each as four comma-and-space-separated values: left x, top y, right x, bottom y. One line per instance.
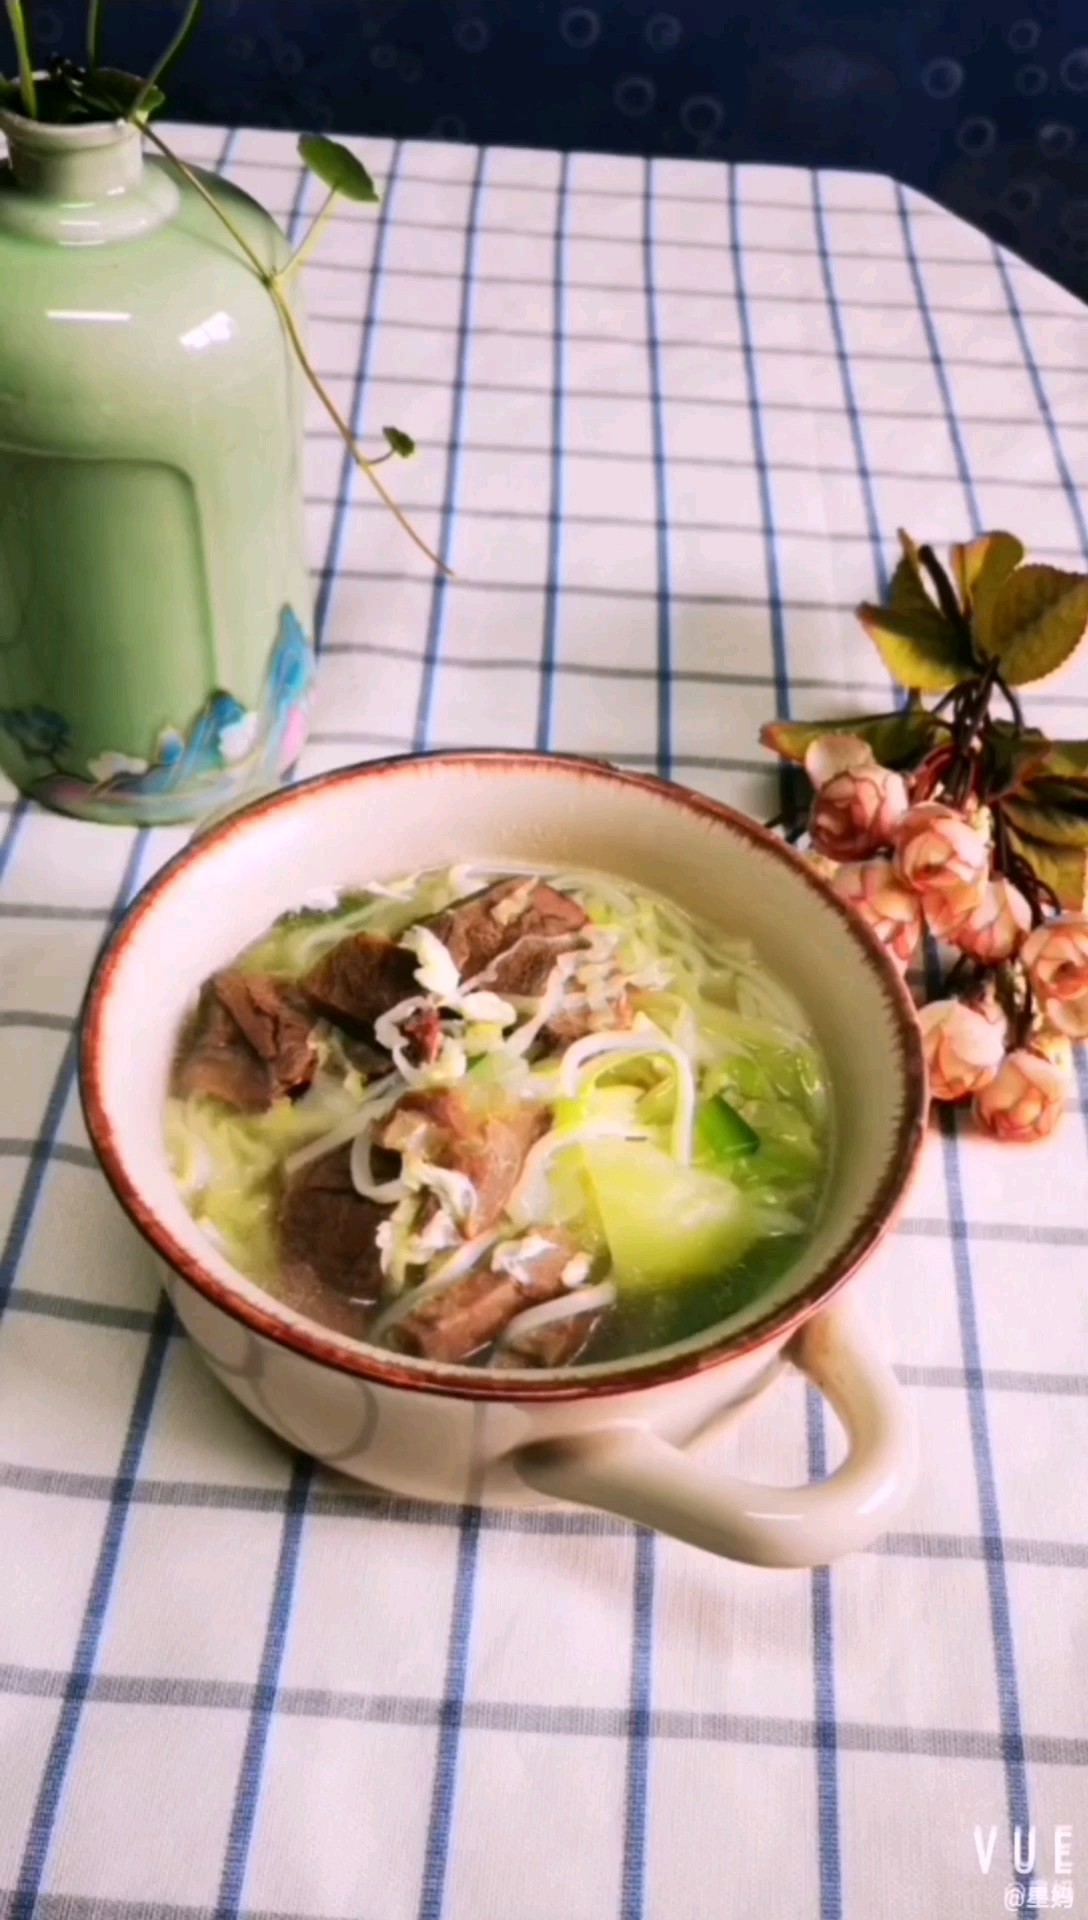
379, 1088, 547, 1234
173, 971, 317, 1112
301, 933, 419, 1038
426, 879, 587, 983
278, 1144, 387, 1304
388, 1232, 575, 1364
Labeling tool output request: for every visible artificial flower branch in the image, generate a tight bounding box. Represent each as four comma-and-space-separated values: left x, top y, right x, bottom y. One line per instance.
761, 528, 1088, 1144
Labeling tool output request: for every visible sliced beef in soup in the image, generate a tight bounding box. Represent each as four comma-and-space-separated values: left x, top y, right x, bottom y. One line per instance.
427, 878, 588, 981
215, 973, 317, 1097
431, 878, 631, 1044
388, 1230, 578, 1363
173, 972, 317, 1112
279, 1144, 387, 1305
379, 1088, 547, 1234
301, 933, 418, 1040
398, 1003, 443, 1066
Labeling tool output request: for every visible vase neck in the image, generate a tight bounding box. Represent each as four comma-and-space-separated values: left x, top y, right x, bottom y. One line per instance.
0, 111, 178, 242
1, 113, 143, 198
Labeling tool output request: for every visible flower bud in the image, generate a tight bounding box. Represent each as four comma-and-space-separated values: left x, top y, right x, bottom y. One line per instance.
831, 858, 923, 969
893, 802, 989, 901
950, 878, 1032, 964
1021, 915, 1088, 1037
974, 1048, 1068, 1144
918, 998, 1006, 1102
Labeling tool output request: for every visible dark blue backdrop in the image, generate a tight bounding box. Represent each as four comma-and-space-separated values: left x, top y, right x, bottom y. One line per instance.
11, 1, 1088, 301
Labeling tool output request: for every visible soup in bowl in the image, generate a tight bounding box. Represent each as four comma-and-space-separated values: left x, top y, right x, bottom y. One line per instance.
80, 752, 927, 1567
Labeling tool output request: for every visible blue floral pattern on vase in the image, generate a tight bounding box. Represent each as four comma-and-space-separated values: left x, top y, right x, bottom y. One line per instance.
0, 605, 314, 828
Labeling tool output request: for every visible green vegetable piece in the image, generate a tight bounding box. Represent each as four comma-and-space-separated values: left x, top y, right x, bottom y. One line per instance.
582, 1139, 757, 1292
696, 1095, 760, 1162
298, 133, 379, 203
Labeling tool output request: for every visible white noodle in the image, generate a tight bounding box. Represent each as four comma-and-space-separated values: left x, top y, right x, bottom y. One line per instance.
283, 1076, 400, 1177
505, 1119, 652, 1227
558, 1018, 696, 1164
494, 1280, 617, 1354
348, 1130, 409, 1204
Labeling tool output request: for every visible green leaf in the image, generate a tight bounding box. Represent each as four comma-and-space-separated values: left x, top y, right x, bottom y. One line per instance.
1003, 796, 1088, 849
81, 66, 165, 119
984, 564, 1088, 684
383, 425, 415, 459
983, 718, 1049, 795
1005, 825, 1088, 910
130, 0, 203, 115
0, 74, 21, 104
298, 134, 379, 203
951, 531, 1024, 648
3, 0, 36, 116
855, 599, 976, 692
889, 533, 938, 620
760, 706, 941, 770
86, 0, 103, 67
1019, 737, 1088, 783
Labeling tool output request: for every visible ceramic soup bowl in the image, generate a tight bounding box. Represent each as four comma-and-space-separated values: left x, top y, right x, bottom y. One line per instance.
80, 752, 926, 1567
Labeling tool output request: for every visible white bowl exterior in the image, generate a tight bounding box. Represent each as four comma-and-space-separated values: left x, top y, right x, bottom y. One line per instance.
165, 1261, 786, 1505
89, 756, 918, 1493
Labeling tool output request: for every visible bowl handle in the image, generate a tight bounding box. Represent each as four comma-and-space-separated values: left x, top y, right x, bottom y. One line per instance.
511, 1299, 916, 1567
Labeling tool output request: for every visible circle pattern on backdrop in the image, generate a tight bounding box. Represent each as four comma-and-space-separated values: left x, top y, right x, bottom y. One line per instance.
560, 7, 601, 50
1003, 180, 1041, 217
957, 116, 997, 156
679, 94, 726, 139
614, 75, 657, 118
645, 13, 682, 53
921, 58, 964, 100
1008, 20, 1041, 53
1038, 121, 1077, 155
455, 18, 490, 54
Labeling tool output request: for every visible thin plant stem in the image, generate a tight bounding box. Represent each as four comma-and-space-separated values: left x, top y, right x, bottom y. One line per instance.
994, 669, 1025, 735
130, 0, 204, 120
4, 0, 37, 117
86, 0, 103, 65
280, 187, 337, 278
138, 118, 268, 272
139, 122, 445, 571
918, 542, 971, 638
266, 280, 448, 572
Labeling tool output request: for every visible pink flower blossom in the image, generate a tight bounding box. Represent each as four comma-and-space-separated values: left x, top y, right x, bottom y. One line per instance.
805, 734, 874, 789
831, 858, 923, 969
918, 999, 1006, 1102
974, 1048, 1068, 1144
1039, 989, 1088, 1041
1022, 913, 1088, 1010
922, 887, 977, 945
892, 802, 990, 902
1033, 1027, 1074, 1077
805, 735, 909, 861
949, 878, 1032, 964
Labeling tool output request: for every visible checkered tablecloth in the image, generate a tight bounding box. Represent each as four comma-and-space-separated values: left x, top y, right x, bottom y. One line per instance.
2, 121, 1087, 1920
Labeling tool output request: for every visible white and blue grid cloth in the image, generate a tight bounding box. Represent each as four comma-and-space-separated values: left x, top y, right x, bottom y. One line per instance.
1, 123, 1087, 1920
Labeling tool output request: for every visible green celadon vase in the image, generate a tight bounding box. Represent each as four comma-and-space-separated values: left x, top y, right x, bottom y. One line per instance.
0, 111, 315, 826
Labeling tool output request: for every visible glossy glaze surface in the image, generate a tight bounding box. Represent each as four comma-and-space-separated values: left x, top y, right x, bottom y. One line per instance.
0, 112, 313, 824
